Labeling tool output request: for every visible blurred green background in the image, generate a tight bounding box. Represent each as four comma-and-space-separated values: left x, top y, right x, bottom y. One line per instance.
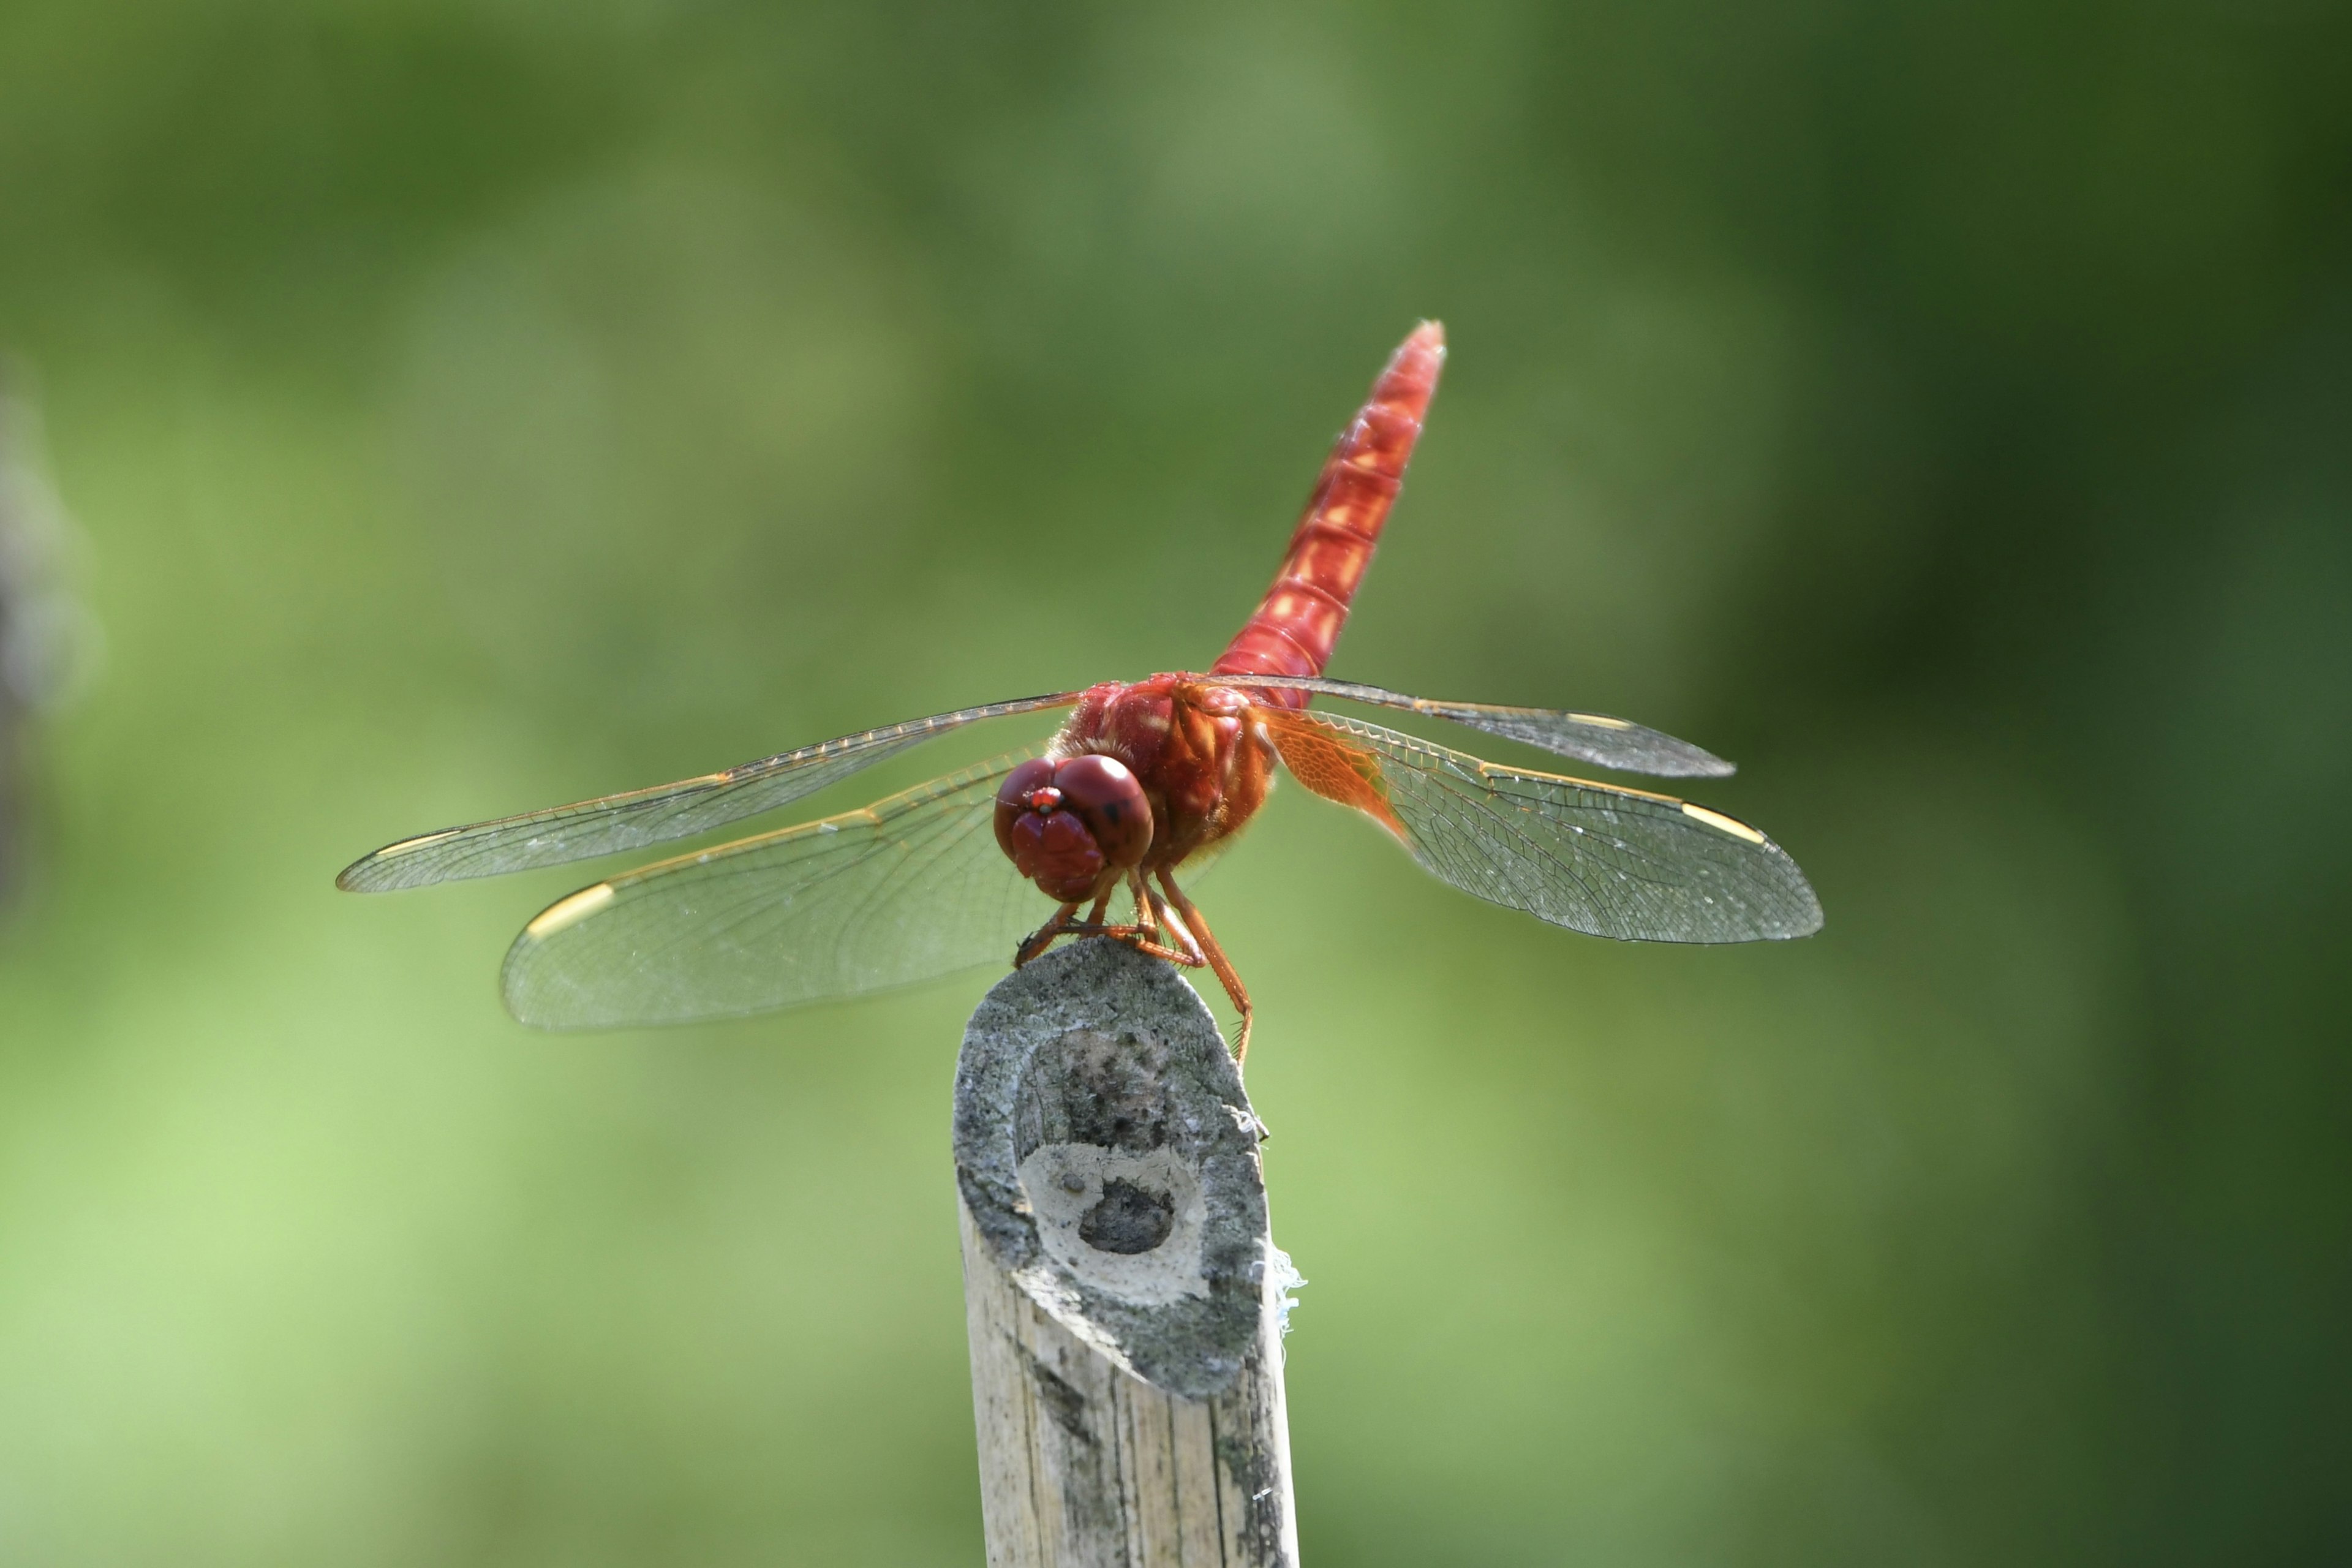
2, 1, 2348, 1562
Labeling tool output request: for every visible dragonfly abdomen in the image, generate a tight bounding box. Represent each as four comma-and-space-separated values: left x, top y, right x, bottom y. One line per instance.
1210, 321, 1445, 707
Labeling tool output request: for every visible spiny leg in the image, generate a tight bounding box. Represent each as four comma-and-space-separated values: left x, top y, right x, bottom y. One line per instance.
1128, 869, 1208, 963
1065, 871, 1200, 966
1014, 902, 1084, 968
1022, 884, 1200, 969
1155, 869, 1254, 1069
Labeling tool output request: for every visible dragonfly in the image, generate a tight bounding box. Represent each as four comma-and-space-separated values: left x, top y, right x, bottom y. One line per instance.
341, 323, 1822, 1061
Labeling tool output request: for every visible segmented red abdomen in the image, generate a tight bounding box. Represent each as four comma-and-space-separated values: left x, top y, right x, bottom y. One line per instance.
1210, 321, 1446, 707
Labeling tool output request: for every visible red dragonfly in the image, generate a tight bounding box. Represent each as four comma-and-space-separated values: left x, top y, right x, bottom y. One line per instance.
341, 323, 1820, 1060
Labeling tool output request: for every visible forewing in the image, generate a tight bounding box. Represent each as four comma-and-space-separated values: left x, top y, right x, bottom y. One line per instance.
1258, 707, 1820, 943
500, 756, 1047, 1028
339, 693, 1079, 892
1201, 674, 1732, 777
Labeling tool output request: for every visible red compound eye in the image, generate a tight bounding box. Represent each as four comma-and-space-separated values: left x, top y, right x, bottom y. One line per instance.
993, 760, 1058, 861
1053, 754, 1153, 870
992, 754, 1154, 902
994, 758, 1108, 900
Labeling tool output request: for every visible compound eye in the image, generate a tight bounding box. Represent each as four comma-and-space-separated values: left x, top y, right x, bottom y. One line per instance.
993, 758, 1060, 859
1054, 754, 1153, 869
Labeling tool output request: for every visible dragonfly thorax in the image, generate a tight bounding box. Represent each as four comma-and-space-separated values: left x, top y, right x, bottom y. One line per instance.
1031, 675, 1278, 892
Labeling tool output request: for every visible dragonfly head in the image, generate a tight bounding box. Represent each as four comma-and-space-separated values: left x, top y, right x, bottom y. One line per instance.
994, 754, 1154, 901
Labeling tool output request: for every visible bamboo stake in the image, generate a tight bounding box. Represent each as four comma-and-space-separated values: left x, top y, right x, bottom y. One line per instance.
954, 938, 1300, 1567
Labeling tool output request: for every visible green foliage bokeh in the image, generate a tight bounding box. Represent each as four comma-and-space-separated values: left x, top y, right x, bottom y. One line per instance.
2, 2, 2347, 1562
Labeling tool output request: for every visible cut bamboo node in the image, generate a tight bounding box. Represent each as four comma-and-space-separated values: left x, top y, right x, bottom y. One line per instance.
954, 937, 1298, 1567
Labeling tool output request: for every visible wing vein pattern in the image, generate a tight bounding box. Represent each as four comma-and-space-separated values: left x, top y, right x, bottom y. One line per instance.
1200, 673, 1733, 777
1259, 709, 1820, 943
500, 755, 1047, 1028
339, 693, 1079, 892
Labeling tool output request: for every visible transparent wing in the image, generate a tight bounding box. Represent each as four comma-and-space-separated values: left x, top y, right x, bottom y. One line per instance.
500, 756, 1050, 1028
1200, 673, 1732, 777
1258, 707, 1820, 943
339, 692, 1080, 892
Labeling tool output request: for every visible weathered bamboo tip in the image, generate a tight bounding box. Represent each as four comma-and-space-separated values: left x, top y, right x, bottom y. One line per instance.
955, 937, 1298, 1566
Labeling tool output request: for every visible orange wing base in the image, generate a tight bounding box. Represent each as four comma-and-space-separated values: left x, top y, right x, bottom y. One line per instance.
1257, 708, 1408, 840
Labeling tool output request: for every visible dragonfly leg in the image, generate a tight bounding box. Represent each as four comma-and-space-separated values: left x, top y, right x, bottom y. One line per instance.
1072, 884, 1213, 968
1014, 902, 1084, 968
1116, 869, 1206, 967
1040, 872, 1201, 965
1020, 890, 1200, 969
1155, 869, 1254, 1069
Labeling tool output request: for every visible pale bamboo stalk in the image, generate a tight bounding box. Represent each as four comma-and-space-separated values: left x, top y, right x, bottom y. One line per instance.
954, 938, 1299, 1567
